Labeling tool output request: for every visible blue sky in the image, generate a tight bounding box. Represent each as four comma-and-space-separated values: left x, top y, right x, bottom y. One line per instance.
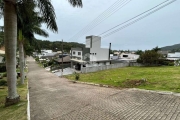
1, 0, 180, 50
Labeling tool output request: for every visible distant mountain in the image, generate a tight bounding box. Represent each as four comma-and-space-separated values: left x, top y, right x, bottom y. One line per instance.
161, 43, 180, 51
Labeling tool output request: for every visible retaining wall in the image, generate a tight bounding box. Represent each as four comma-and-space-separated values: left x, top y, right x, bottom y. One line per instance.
81, 63, 143, 73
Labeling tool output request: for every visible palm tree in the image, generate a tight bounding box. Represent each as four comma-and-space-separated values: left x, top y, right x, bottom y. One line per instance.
17, 2, 49, 84
3, 0, 82, 106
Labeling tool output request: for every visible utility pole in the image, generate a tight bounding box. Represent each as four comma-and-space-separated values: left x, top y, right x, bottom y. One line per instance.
61, 39, 63, 77
109, 43, 111, 60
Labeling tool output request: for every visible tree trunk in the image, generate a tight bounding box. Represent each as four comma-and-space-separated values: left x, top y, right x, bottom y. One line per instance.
4, 0, 20, 106
19, 41, 25, 84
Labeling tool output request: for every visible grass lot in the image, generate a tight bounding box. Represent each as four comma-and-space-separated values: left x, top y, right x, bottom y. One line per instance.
65, 66, 180, 93
0, 78, 28, 120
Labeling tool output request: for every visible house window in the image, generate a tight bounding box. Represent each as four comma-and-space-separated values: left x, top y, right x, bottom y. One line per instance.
78, 52, 81, 55
123, 55, 128, 57
73, 52, 75, 55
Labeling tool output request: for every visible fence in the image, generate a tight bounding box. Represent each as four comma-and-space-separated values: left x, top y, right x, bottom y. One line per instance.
81, 62, 143, 73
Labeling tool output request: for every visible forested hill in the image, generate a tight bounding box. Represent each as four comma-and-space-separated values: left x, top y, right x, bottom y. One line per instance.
36, 39, 85, 52
161, 43, 180, 52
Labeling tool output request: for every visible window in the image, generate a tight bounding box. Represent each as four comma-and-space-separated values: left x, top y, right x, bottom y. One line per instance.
78, 52, 81, 55
73, 52, 75, 55
123, 55, 128, 57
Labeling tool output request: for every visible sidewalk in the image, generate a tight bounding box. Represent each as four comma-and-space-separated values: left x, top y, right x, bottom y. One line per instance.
27, 57, 180, 120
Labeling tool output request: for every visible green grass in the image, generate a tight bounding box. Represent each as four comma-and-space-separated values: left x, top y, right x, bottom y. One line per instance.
0, 78, 28, 120
65, 66, 180, 93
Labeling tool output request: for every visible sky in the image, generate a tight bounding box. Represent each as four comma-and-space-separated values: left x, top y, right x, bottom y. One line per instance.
1, 0, 180, 50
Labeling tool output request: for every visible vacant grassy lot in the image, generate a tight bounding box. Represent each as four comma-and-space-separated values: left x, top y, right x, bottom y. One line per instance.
0, 79, 28, 120
65, 66, 180, 93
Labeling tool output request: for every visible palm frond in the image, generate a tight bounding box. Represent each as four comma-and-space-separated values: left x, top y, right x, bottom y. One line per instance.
67, 0, 83, 7
33, 26, 49, 37
35, 0, 58, 32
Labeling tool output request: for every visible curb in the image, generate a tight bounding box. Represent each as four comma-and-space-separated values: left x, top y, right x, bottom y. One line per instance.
74, 81, 110, 88
26, 65, 30, 120
27, 85, 30, 120
72, 81, 180, 97
130, 88, 180, 97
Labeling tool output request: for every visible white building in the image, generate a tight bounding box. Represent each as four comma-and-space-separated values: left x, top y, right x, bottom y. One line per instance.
71, 35, 111, 70
167, 52, 180, 60
71, 48, 83, 60
33, 50, 53, 58
86, 36, 109, 61
119, 53, 139, 60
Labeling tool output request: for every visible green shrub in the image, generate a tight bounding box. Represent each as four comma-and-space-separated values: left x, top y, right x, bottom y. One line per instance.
74, 72, 80, 81
0, 74, 3, 79
168, 62, 174, 66
35, 57, 39, 62
3, 73, 7, 77
0, 65, 6, 72
0, 80, 7, 86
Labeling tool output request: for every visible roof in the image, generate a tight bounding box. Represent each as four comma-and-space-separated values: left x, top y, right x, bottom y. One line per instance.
54, 56, 71, 63
110, 56, 118, 60
71, 48, 82, 51
168, 52, 180, 58
71, 59, 85, 63
42, 52, 59, 57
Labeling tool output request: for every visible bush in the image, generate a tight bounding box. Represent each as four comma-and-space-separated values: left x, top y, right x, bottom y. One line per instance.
0, 74, 3, 79
168, 62, 174, 66
3, 73, 7, 77
35, 57, 39, 62
0, 65, 6, 72
74, 72, 80, 81
0, 80, 7, 86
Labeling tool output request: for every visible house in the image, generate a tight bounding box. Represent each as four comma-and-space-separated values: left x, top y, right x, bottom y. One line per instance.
113, 51, 120, 56
158, 51, 168, 57
112, 53, 139, 63
54, 56, 71, 64
33, 49, 53, 58
71, 48, 83, 60
71, 35, 111, 70
40, 52, 59, 60
167, 52, 180, 60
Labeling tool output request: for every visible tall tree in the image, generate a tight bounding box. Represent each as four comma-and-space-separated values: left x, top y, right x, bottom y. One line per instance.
3, 0, 82, 106
17, 1, 49, 84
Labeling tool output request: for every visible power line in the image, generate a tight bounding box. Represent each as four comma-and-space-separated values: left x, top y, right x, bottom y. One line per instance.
99, 0, 172, 36
87, 0, 176, 45
102, 0, 176, 38
68, 0, 132, 41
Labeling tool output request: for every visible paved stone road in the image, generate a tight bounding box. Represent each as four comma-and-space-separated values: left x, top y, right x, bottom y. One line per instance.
27, 57, 180, 120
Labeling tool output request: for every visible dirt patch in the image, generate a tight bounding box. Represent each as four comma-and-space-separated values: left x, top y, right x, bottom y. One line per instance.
123, 79, 148, 87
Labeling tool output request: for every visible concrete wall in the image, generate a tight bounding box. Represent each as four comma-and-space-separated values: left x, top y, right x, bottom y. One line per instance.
81, 63, 143, 73
86, 36, 109, 61
120, 53, 140, 59
72, 50, 82, 60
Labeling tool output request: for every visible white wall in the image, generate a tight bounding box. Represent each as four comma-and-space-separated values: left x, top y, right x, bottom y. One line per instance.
87, 36, 109, 61
120, 53, 139, 59
168, 52, 180, 58
81, 63, 143, 73
72, 50, 82, 60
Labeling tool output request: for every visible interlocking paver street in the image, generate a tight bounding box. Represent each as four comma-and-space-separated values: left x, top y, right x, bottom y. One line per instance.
27, 57, 180, 120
